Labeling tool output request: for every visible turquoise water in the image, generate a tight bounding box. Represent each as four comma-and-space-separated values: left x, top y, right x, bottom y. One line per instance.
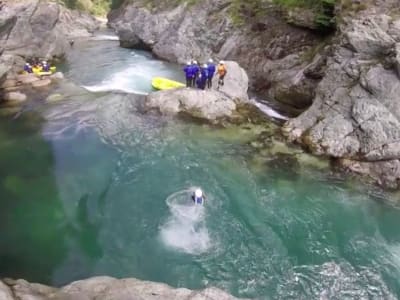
1, 37, 400, 299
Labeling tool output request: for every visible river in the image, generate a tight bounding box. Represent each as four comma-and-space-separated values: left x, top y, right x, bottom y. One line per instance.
0, 35, 400, 299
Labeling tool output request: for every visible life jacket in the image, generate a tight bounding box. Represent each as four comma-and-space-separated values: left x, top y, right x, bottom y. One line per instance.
217, 64, 226, 76
195, 196, 203, 204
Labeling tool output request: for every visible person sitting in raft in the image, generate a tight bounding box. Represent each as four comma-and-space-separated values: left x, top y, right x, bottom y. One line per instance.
206, 59, 216, 89
217, 61, 227, 88
41, 61, 50, 72
183, 61, 193, 87
23, 63, 33, 73
191, 188, 205, 205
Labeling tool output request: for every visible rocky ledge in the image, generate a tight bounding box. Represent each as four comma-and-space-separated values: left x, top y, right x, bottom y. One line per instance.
0, 276, 241, 300
145, 61, 251, 123
108, 0, 324, 110
283, 11, 400, 189
0, 0, 100, 104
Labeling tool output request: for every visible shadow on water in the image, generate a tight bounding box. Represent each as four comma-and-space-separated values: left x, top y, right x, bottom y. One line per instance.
0, 112, 68, 283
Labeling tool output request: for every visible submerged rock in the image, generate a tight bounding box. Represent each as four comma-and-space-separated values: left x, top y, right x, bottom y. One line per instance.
31, 78, 52, 88
1, 276, 240, 300
4, 91, 27, 103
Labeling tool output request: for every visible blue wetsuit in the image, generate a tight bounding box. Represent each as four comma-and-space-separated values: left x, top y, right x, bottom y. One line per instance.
206, 63, 216, 88
197, 68, 208, 90
183, 65, 193, 87
191, 64, 200, 87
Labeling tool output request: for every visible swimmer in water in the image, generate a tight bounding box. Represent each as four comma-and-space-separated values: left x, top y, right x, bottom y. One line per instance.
191, 188, 205, 205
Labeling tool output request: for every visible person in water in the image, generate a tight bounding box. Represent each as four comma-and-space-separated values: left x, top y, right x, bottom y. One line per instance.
191, 188, 205, 205
183, 61, 193, 87
217, 61, 227, 88
206, 59, 216, 89
23, 63, 33, 73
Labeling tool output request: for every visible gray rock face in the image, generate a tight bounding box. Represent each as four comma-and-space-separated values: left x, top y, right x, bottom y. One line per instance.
2, 276, 241, 300
283, 13, 400, 188
0, 0, 99, 59
108, 0, 323, 109
146, 89, 237, 121
145, 60, 249, 122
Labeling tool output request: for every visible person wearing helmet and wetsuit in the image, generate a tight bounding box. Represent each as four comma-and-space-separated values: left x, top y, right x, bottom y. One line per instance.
183, 61, 193, 87
217, 61, 227, 89
206, 59, 216, 89
191, 188, 205, 205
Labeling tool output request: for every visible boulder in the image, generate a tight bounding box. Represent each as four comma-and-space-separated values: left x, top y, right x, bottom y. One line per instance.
286, 7, 317, 30
16, 73, 39, 84
345, 16, 395, 57
45, 93, 64, 103
1, 277, 240, 300
0, 281, 13, 300
4, 91, 27, 103
0, 0, 100, 59
50, 72, 64, 81
31, 78, 51, 88
212, 61, 249, 101
146, 88, 237, 121
1, 79, 17, 89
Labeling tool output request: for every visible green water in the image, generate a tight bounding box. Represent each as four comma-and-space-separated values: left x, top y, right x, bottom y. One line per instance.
1, 38, 400, 299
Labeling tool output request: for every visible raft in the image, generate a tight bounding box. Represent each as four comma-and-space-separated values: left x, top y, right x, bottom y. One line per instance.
32, 66, 57, 76
152, 77, 185, 90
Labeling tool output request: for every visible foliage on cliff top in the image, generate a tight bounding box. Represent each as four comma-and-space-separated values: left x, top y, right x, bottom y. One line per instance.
60, 0, 111, 15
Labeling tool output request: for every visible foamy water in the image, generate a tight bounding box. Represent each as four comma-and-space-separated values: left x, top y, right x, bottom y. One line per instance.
160, 189, 211, 255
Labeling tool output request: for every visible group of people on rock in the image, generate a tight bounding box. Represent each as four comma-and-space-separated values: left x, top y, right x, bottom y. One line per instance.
23, 59, 51, 73
183, 59, 227, 90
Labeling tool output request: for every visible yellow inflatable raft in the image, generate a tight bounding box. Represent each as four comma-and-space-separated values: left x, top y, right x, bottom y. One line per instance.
152, 77, 185, 90
32, 66, 57, 76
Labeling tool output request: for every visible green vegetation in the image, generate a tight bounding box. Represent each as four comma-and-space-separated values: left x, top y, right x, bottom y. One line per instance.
59, 0, 112, 16
228, 0, 336, 31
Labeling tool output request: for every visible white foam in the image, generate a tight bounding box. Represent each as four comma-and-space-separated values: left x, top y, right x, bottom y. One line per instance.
82, 62, 158, 95
160, 188, 211, 255
91, 35, 119, 41
251, 99, 289, 120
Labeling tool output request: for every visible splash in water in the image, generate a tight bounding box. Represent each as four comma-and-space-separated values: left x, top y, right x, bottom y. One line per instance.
160, 188, 211, 255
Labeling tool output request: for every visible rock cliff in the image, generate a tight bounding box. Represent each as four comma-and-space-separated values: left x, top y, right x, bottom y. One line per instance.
283, 5, 400, 189
107, 0, 324, 110
0, 276, 241, 300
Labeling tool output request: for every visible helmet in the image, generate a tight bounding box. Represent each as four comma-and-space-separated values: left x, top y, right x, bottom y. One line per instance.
187, 61, 191, 65
193, 60, 198, 64
42, 61, 46, 64
208, 59, 213, 63
195, 188, 203, 198
203, 64, 207, 68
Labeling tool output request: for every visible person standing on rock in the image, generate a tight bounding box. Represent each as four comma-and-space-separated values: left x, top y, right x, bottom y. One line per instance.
191, 60, 200, 87
206, 59, 216, 89
183, 62, 193, 87
217, 61, 227, 89
197, 64, 208, 90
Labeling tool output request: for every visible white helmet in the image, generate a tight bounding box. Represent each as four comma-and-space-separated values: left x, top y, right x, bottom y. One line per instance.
208, 59, 213, 63
193, 60, 198, 64
187, 61, 191, 65
219, 60, 225, 64
195, 188, 203, 198
203, 64, 207, 68
42, 61, 46, 64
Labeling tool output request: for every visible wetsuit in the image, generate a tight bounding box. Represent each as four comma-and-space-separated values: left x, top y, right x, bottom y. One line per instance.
206, 63, 216, 89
